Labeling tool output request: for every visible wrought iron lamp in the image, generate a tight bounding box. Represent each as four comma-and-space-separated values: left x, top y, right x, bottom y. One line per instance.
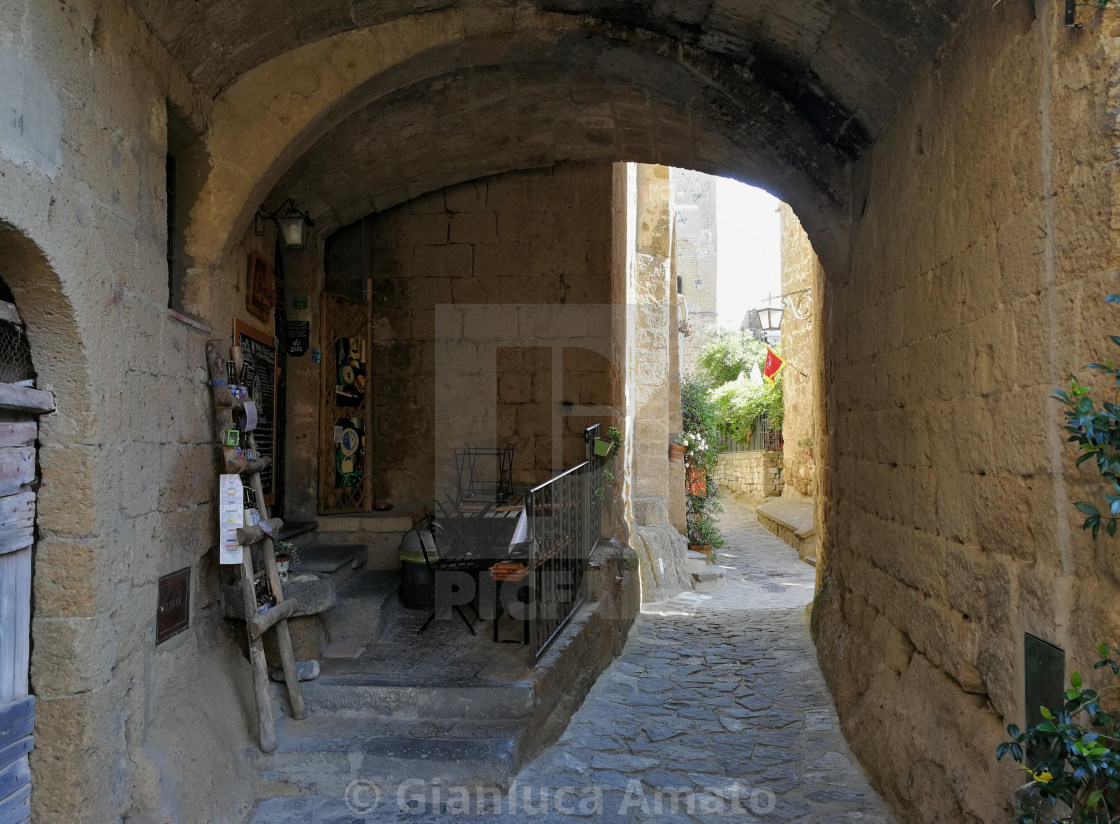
755, 288, 812, 332
255, 199, 315, 250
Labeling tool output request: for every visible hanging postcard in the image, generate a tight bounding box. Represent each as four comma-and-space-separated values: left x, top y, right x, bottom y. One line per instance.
333, 336, 366, 407
334, 416, 365, 490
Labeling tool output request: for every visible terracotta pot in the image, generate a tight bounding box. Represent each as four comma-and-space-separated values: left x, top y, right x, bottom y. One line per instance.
669, 443, 687, 463
688, 544, 714, 559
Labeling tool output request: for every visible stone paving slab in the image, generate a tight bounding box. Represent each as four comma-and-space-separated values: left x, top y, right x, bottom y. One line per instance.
250, 498, 894, 823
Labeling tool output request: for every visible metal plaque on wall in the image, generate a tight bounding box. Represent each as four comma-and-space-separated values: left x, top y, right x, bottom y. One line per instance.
157, 567, 191, 644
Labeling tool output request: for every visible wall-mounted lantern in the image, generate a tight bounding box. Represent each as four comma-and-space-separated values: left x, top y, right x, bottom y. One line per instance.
755, 289, 812, 332
756, 305, 784, 332
256, 199, 315, 250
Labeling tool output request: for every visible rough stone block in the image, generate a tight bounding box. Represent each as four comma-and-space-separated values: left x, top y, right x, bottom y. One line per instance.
33, 537, 102, 618
37, 444, 97, 538
450, 211, 497, 244
444, 180, 488, 212
31, 616, 114, 696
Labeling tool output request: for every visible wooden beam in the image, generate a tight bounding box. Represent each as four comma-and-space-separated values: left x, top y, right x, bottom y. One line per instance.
0, 699, 32, 753
0, 385, 52, 415
235, 518, 283, 546
0, 758, 28, 805
246, 598, 298, 641
0, 450, 33, 499
0, 738, 31, 775
0, 426, 34, 449
0, 780, 30, 824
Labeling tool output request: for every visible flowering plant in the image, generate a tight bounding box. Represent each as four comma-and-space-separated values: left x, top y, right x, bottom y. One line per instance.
681, 377, 724, 549
678, 320, 694, 338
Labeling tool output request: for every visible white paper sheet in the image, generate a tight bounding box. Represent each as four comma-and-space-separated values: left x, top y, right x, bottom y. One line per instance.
219, 474, 244, 565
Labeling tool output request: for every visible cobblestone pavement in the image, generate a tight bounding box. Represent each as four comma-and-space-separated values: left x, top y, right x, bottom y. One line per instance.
253, 497, 896, 823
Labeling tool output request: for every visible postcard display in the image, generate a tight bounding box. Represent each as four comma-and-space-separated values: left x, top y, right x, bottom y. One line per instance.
319, 294, 372, 513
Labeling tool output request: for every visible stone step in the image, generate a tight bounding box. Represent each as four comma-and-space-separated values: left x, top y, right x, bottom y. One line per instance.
310, 514, 415, 570
755, 498, 817, 565
297, 543, 368, 584
293, 675, 538, 721
253, 713, 522, 796
318, 568, 399, 649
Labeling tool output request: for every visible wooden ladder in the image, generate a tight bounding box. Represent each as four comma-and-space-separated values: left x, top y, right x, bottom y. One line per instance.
206, 340, 305, 752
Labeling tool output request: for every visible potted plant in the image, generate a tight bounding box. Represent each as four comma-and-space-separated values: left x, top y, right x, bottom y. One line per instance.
594, 426, 624, 502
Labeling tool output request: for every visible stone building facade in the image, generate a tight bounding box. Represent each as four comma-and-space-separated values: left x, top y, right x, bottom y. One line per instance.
671, 168, 718, 375
3, 2, 1120, 823
777, 203, 822, 500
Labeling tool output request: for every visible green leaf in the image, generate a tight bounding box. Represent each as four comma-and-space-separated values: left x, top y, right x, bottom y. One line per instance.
1075, 501, 1102, 516
1071, 670, 1083, 689
1088, 789, 1103, 808
1040, 706, 1053, 720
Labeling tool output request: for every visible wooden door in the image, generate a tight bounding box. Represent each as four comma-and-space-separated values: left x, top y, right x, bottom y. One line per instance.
0, 298, 52, 824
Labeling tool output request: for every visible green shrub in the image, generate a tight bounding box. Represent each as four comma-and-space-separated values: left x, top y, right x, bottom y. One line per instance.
696, 329, 768, 386
998, 644, 1120, 823
711, 375, 784, 444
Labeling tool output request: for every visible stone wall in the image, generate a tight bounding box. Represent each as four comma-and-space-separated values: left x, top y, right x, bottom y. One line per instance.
778, 204, 821, 499
628, 164, 691, 601
0, 1, 278, 821
284, 163, 619, 516
814, 4, 1120, 821
712, 452, 783, 502
672, 169, 719, 376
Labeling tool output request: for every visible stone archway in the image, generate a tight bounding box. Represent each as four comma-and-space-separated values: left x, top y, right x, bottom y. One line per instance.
0, 224, 95, 822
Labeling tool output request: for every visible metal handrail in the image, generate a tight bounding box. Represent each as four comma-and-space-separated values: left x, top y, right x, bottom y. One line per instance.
525, 459, 593, 659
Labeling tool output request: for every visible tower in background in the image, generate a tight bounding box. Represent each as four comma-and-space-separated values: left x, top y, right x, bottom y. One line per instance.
672, 168, 718, 375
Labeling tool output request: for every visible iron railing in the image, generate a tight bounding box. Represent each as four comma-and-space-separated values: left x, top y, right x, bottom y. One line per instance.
525, 450, 599, 659
525, 463, 589, 659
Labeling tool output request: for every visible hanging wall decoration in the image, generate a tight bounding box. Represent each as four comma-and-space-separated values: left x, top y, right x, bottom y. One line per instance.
246, 252, 276, 322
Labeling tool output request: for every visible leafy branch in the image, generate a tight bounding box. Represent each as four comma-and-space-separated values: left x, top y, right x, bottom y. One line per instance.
998, 644, 1120, 823
1053, 295, 1120, 539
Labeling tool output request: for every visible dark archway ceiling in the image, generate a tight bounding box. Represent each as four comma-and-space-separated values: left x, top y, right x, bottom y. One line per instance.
128, 0, 969, 152
271, 28, 865, 237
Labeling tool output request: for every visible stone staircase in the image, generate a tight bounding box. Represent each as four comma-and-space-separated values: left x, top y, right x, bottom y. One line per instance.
247, 539, 641, 820
252, 677, 536, 797
252, 535, 544, 800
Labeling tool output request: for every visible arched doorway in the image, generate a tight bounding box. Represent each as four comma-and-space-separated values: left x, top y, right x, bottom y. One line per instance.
0, 278, 53, 822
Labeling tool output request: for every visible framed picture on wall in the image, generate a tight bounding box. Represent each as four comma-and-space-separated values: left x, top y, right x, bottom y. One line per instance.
246, 252, 275, 322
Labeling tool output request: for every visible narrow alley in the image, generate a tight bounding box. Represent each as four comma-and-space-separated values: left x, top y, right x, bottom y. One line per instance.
252, 497, 895, 822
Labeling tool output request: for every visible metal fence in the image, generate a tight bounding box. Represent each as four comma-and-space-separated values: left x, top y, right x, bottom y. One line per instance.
525, 462, 591, 659
716, 416, 783, 453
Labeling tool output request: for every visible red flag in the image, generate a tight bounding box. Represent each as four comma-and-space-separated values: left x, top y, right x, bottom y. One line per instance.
762, 347, 786, 384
